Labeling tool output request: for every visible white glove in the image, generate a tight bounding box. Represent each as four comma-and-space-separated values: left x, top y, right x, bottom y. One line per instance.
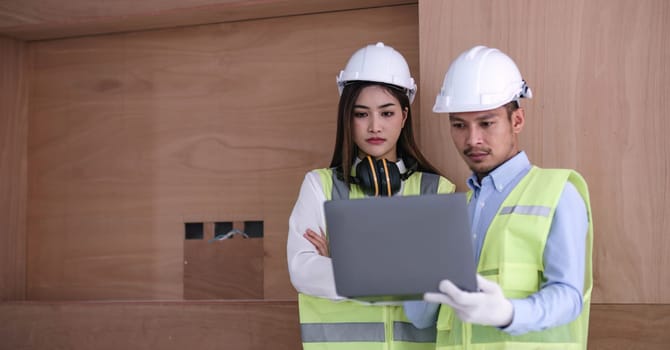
424, 274, 513, 327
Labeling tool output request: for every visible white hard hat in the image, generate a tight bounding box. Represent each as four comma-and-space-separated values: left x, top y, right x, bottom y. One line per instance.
337, 42, 417, 103
433, 45, 532, 113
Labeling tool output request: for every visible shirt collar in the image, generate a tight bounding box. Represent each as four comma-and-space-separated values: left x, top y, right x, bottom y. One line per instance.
466, 151, 531, 192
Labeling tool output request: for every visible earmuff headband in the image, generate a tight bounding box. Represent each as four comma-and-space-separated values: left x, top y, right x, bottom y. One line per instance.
381, 159, 392, 196
366, 156, 379, 196
335, 156, 412, 197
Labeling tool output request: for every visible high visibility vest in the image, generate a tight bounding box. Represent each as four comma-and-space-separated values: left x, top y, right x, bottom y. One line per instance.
436, 167, 593, 350
299, 168, 455, 350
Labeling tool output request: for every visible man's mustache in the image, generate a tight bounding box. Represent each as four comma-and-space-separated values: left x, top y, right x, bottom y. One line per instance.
464, 147, 490, 156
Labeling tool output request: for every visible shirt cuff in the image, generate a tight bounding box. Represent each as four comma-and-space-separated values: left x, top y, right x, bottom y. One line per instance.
500, 299, 532, 335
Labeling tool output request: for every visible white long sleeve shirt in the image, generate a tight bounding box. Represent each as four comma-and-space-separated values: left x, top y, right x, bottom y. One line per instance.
286, 160, 411, 300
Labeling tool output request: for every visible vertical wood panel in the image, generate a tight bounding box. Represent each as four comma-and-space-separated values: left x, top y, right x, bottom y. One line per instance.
418, 0, 670, 304
0, 36, 28, 301
27, 5, 419, 300
184, 238, 264, 299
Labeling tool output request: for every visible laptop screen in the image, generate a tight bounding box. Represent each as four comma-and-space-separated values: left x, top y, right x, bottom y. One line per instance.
324, 193, 477, 301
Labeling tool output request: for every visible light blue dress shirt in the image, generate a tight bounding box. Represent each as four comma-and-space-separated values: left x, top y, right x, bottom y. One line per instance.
405, 151, 588, 335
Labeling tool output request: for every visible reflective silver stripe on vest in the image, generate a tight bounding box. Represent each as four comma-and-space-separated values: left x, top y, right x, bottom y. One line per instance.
393, 321, 437, 343
331, 169, 350, 200
419, 172, 439, 194
301, 322, 385, 342
499, 205, 551, 217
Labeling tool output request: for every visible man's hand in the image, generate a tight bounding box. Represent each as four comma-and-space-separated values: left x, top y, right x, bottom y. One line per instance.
424, 274, 513, 327
304, 227, 329, 257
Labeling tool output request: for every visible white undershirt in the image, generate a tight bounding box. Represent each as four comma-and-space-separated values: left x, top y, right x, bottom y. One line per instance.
286, 159, 408, 299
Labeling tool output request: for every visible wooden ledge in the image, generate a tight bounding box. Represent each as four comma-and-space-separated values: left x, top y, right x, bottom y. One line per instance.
1, 302, 670, 349
0, 299, 301, 349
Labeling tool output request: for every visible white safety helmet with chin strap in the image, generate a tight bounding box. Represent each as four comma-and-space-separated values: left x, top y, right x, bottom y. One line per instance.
433, 45, 532, 113
337, 42, 417, 104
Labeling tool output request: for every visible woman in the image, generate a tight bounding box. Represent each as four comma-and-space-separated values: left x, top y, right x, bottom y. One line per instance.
287, 42, 455, 350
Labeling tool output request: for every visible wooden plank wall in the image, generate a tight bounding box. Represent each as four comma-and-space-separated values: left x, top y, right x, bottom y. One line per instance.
0, 300, 302, 350
2, 0, 670, 348
0, 36, 28, 301
26, 4, 420, 300
418, 0, 670, 347
0, 0, 415, 40
1, 302, 669, 350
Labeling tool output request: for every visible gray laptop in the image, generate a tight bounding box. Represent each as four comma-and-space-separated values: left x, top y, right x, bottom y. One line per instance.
324, 192, 477, 301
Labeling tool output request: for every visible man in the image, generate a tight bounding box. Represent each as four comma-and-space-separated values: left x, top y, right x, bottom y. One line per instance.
416, 45, 593, 349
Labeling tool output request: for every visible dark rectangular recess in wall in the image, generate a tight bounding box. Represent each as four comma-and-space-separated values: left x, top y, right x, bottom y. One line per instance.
244, 221, 264, 238
214, 221, 234, 237
184, 222, 204, 240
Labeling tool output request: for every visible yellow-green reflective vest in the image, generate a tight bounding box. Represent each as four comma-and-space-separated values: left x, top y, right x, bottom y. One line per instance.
436, 167, 593, 350
299, 168, 455, 350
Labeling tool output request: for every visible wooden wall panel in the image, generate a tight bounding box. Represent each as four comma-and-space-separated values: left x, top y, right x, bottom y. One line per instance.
184, 238, 264, 299
0, 300, 301, 350
1, 302, 668, 350
0, 36, 28, 301
588, 304, 670, 350
418, 0, 670, 304
0, 0, 415, 40
27, 5, 420, 300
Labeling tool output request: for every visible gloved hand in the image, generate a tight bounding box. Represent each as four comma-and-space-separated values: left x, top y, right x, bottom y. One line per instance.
424, 274, 513, 327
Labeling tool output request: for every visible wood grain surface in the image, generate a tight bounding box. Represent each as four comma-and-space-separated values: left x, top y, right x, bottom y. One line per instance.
0, 300, 301, 350
26, 4, 420, 300
0, 0, 416, 40
0, 301, 668, 350
0, 36, 28, 301
418, 0, 670, 304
